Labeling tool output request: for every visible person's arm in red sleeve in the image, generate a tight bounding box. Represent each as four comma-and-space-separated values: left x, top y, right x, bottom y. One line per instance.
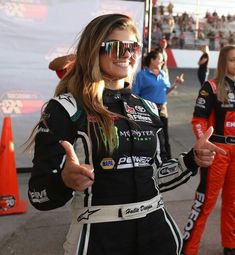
192, 117, 209, 140
191, 81, 216, 140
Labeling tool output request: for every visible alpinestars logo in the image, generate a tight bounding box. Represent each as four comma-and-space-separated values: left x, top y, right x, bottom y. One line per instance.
58, 94, 75, 106
77, 209, 100, 222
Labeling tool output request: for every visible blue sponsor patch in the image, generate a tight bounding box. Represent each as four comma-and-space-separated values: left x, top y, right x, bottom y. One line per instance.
100, 158, 115, 170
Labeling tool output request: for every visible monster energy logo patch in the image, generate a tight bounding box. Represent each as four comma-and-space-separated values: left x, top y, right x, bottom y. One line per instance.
120, 129, 154, 141
100, 126, 120, 149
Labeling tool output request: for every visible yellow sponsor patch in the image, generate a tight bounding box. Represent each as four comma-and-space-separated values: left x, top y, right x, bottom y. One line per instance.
100, 158, 115, 170
200, 90, 209, 96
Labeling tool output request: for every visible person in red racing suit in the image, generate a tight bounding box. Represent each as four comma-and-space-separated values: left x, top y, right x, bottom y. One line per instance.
182, 45, 235, 255
27, 14, 225, 255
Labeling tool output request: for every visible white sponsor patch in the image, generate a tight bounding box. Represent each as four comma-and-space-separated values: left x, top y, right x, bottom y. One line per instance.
117, 156, 152, 169
196, 97, 206, 105
29, 189, 49, 203
183, 192, 205, 240
158, 160, 178, 178
127, 113, 152, 123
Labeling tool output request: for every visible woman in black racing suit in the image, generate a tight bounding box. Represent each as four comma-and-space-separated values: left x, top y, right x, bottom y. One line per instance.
27, 14, 225, 255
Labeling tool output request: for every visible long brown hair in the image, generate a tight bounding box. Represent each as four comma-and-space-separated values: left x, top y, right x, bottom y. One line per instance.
214, 45, 235, 102
26, 14, 140, 153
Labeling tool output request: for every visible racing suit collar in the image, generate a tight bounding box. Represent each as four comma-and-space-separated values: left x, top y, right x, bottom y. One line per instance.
225, 76, 235, 86
103, 82, 131, 104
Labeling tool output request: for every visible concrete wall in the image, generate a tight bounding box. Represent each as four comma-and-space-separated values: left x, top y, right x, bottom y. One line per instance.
167, 49, 219, 69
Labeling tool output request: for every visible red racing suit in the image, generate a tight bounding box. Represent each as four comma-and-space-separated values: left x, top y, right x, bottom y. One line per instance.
182, 77, 235, 255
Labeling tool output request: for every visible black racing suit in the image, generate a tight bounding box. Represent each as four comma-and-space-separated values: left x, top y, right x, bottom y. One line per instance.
28, 87, 198, 255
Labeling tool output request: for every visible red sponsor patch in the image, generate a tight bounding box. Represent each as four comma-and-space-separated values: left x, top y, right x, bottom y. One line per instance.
0, 1, 48, 20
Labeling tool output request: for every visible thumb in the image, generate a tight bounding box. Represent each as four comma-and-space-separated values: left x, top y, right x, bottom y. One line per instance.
60, 140, 80, 165
200, 126, 214, 142
196, 126, 227, 156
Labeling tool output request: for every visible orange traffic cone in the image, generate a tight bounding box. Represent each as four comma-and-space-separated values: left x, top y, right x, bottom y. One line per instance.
0, 117, 27, 215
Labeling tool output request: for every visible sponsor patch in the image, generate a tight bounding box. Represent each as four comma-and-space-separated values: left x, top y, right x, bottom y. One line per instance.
158, 160, 178, 178
100, 158, 115, 170
124, 102, 153, 123
135, 105, 146, 113
228, 92, 235, 100
117, 156, 152, 169
29, 189, 49, 203
199, 90, 209, 96
226, 122, 235, 128
0, 195, 15, 211
182, 192, 205, 240
127, 113, 152, 123
221, 103, 234, 108
124, 103, 136, 114
120, 129, 154, 142
196, 97, 206, 105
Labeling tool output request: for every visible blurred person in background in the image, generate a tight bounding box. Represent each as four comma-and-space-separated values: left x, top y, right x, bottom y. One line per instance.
159, 38, 169, 77
132, 49, 184, 159
151, 24, 162, 49
182, 45, 235, 255
179, 30, 185, 49
197, 45, 210, 86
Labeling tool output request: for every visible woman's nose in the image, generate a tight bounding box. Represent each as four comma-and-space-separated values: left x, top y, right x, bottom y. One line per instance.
122, 48, 132, 58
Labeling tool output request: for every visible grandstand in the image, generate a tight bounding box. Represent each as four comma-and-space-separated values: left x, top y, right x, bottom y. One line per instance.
151, 1, 235, 50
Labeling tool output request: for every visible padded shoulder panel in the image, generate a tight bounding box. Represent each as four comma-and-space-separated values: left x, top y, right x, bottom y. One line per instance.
140, 98, 159, 117
52, 93, 82, 121
207, 79, 217, 94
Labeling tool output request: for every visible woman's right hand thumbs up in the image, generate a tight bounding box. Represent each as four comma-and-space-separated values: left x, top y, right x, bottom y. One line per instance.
60, 140, 94, 191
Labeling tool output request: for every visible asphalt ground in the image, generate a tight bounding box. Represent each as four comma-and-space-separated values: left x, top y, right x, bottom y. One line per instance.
0, 68, 224, 255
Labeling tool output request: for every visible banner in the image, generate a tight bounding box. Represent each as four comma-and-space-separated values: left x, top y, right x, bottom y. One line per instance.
0, 0, 145, 167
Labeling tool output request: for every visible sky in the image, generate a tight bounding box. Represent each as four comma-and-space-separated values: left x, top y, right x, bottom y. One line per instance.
160, 0, 235, 17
